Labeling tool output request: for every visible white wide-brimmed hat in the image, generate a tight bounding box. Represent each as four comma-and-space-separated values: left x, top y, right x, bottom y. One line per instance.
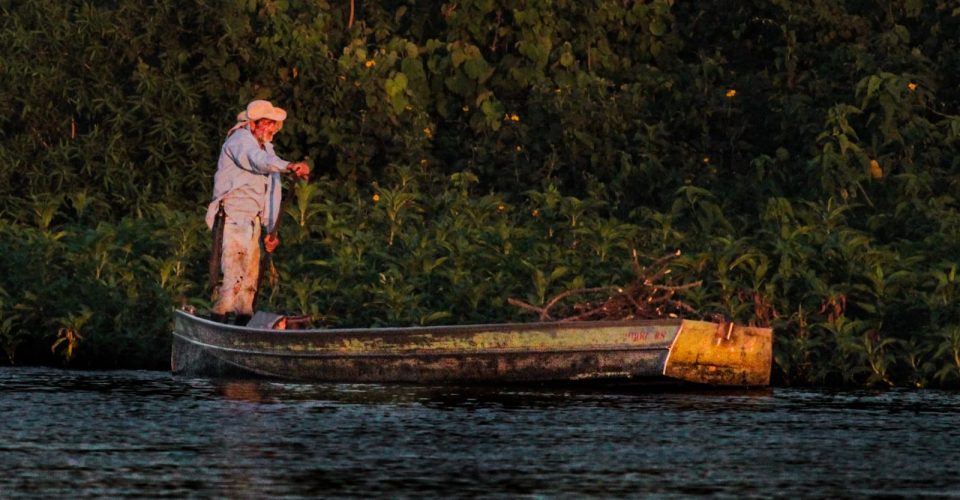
237, 99, 287, 122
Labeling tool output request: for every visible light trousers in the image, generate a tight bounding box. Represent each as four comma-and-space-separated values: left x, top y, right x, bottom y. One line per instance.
211, 216, 261, 316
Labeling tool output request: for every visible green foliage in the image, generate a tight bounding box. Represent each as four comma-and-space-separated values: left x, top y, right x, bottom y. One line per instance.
2, 1, 960, 386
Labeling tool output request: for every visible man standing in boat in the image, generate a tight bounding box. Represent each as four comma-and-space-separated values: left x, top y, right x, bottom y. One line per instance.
206, 99, 310, 324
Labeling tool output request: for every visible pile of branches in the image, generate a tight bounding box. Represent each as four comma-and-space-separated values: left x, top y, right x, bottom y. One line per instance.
508, 250, 701, 322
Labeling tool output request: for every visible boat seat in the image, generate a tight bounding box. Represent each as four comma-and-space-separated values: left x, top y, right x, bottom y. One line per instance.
246, 311, 314, 330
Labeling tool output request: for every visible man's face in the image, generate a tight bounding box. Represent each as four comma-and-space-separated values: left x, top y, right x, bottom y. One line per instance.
250, 119, 281, 144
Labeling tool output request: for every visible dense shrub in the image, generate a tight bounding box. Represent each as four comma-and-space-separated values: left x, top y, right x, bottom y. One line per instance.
2, 0, 960, 386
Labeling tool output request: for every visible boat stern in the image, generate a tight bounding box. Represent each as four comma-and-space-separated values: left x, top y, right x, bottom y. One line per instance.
663, 320, 773, 386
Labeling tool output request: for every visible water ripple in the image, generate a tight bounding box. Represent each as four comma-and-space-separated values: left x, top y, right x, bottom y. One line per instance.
2, 367, 960, 497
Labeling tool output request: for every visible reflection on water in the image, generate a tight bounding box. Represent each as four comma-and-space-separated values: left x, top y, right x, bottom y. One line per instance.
2, 367, 959, 497
219, 381, 269, 403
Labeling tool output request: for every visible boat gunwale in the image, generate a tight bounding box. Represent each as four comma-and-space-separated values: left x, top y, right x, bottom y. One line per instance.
173, 309, 686, 338
171, 330, 673, 359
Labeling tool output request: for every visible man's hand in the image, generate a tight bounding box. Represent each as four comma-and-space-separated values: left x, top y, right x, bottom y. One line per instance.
287, 162, 310, 181
264, 233, 280, 253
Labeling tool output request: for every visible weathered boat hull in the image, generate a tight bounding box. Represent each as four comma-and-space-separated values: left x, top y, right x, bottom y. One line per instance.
171, 310, 772, 386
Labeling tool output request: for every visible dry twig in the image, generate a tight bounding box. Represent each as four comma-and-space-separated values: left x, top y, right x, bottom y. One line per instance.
509, 250, 701, 322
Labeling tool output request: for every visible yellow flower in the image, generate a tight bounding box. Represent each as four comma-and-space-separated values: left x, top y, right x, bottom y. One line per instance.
907, 82, 917, 92
870, 159, 883, 179
725, 89, 737, 98
531, 208, 540, 218
462, 105, 469, 112
372, 193, 380, 203
365, 59, 376, 68
497, 203, 506, 212
510, 114, 520, 122
702, 156, 710, 164
423, 127, 433, 138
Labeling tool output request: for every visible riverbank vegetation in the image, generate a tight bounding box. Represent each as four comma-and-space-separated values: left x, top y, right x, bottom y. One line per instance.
2, 1, 960, 387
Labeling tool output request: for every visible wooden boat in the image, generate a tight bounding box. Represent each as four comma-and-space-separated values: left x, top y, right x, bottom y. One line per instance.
171, 309, 773, 386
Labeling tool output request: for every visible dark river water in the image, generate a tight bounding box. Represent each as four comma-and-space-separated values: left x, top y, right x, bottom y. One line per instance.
2, 368, 959, 498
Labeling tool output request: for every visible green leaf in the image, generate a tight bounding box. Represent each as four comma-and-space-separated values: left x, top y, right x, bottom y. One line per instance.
450, 43, 468, 67
420, 311, 452, 325
649, 18, 667, 36
865, 75, 881, 101
385, 72, 408, 97
463, 57, 490, 81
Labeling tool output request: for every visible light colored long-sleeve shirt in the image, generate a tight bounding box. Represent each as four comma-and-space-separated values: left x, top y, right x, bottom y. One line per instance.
205, 126, 291, 232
